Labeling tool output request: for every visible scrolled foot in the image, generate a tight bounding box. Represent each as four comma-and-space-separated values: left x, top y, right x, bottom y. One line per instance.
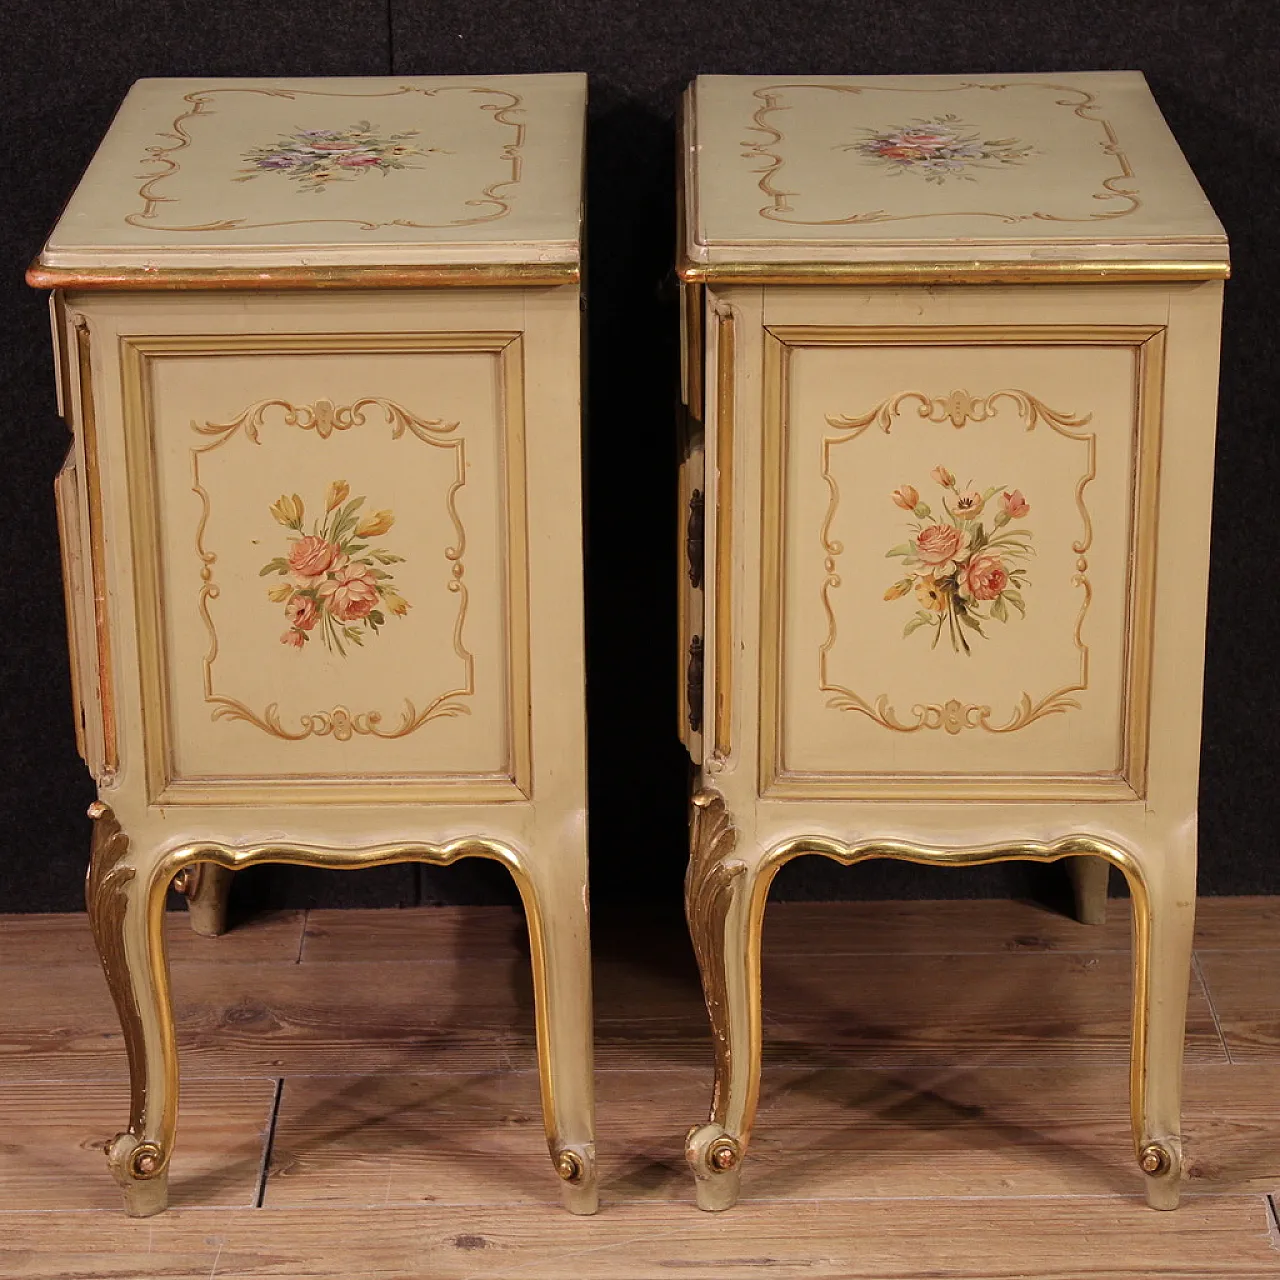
686, 1122, 743, 1211
1139, 1138, 1181, 1210
106, 1132, 170, 1217
553, 1145, 598, 1215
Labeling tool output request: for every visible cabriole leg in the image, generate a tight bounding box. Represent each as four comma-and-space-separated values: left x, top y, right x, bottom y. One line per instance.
514, 847, 597, 1214
1068, 854, 1109, 926
85, 803, 180, 1217
175, 862, 233, 937
684, 789, 765, 1211
1124, 841, 1197, 1209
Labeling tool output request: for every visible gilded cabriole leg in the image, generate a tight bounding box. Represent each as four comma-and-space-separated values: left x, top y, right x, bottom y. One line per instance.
87, 814, 597, 1216
174, 862, 233, 937
86, 802, 182, 1217
682, 804, 1189, 1210
684, 790, 764, 1211
1068, 855, 1110, 926
516, 847, 598, 1214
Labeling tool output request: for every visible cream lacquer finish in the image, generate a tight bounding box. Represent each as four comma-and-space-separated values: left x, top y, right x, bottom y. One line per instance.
39, 75, 584, 269
686, 72, 1226, 271
679, 72, 1227, 1212
34, 75, 595, 1218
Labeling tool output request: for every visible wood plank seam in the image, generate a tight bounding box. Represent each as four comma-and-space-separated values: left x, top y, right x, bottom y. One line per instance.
254, 1079, 285, 1209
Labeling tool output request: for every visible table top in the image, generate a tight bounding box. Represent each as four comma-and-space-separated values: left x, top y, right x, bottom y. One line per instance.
682, 72, 1228, 280
30, 74, 586, 287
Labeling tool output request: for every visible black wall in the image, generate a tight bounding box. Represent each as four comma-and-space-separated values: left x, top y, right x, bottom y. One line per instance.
1, 2, 1275, 914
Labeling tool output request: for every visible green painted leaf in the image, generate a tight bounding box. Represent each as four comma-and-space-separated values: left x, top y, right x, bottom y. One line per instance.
258, 557, 289, 576
913, 502, 931, 518
903, 616, 930, 637
885, 543, 914, 558
991, 595, 1009, 623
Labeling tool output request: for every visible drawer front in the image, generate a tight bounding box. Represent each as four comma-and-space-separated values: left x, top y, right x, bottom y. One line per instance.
760, 324, 1162, 800
122, 332, 530, 804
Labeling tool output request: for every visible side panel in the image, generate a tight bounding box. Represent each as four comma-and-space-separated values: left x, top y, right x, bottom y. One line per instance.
123, 332, 528, 804
701, 282, 1222, 819
761, 323, 1161, 800
64, 287, 590, 827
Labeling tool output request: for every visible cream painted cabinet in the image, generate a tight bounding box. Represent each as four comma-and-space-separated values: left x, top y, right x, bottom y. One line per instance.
29, 74, 596, 1215
677, 73, 1228, 1210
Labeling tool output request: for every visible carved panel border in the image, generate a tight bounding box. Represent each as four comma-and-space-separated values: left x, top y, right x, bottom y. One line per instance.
757, 323, 1165, 802
121, 331, 532, 806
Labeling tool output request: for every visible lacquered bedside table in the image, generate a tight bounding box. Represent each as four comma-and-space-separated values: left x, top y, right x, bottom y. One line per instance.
675, 72, 1228, 1211
29, 73, 596, 1216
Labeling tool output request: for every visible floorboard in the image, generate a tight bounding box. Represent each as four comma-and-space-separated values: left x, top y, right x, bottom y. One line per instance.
1, 897, 1277, 1277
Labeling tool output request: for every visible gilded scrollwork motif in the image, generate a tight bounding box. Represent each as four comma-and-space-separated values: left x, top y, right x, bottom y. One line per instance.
820, 387, 1095, 734
744, 81, 1140, 227
128, 85, 525, 232
685, 790, 745, 1116
191, 396, 474, 741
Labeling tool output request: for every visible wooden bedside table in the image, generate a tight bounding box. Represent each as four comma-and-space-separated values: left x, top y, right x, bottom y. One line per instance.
29, 73, 596, 1216
676, 72, 1228, 1211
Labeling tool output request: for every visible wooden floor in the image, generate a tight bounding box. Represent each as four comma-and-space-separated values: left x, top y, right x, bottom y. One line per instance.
1, 897, 1279, 1278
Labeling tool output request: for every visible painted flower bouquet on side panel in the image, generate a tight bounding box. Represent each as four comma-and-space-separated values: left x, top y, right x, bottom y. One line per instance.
261, 481, 410, 655
884, 466, 1033, 655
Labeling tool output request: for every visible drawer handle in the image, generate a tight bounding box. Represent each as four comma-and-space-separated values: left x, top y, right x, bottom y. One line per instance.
686, 489, 704, 589
686, 635, 704, 734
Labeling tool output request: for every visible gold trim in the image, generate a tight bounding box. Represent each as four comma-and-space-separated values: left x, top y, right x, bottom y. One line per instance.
819, 386, 1094, 734
683, 787, 1154, 1179
127, 85, 525, 233
685, 790, 743, 1122
51, 292, 73, 418
27, 261, 579, 292
121, 331, 533, 806
712, 305, 736, 759
53, 458, 89, 763
744, 82, 1140, 227
190, 396, 474, 741
682, 279, 705, 421
676, 258, 1228, 286
757, 324, 1162, 800
74, 318, 118, 778
85, 808, 578, 1206
85, 803, 152, 1162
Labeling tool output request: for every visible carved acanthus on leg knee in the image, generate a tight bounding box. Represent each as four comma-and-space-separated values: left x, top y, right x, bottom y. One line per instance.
86, 802, 175, 1216
684, 789, 755, 1209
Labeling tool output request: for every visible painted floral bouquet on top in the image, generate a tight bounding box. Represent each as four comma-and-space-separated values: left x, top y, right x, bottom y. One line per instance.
884, 466, 1033, 655
260, 481, 409, 656
847, 114, 1035, 185
236, 121, 428, 194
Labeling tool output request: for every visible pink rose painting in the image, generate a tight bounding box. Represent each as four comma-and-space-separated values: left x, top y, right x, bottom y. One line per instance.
848, 114, 1036, 185
236, 121, 430, 195
260, 481, 409, 655
883, 467, 1033, 654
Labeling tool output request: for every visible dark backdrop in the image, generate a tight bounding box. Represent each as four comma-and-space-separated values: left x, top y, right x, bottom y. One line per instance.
1, 2, 1275, 915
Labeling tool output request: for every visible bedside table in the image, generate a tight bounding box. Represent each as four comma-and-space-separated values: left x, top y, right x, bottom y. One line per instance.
29, 73, 596, 1216
676, 72, 1227, 1211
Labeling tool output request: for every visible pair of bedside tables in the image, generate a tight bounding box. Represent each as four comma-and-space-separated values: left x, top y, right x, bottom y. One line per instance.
29, 71, 1228, 1217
